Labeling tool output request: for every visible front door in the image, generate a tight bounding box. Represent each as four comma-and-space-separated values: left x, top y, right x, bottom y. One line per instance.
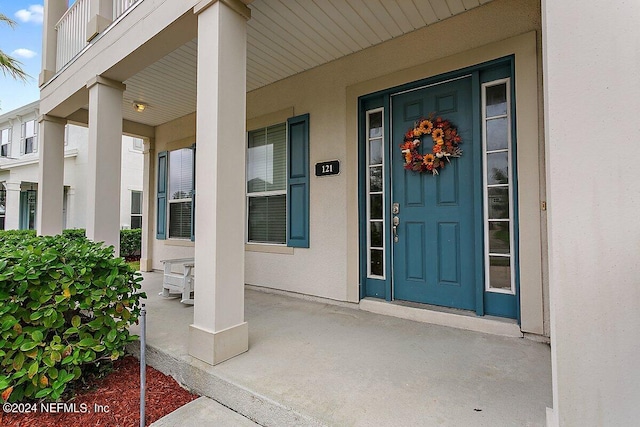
391, 77, 480, 310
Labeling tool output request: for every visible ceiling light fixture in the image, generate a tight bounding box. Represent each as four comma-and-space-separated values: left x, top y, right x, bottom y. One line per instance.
133, 102, 147, 112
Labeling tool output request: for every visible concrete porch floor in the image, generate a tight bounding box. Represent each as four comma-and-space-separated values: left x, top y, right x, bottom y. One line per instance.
129, 272, 552, 426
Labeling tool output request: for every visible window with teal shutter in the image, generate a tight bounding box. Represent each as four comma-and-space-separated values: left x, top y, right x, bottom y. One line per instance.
191, 143, 196, 241
156, 151, 167, 240
287, 114, 309, 248
246, 114, 310, 247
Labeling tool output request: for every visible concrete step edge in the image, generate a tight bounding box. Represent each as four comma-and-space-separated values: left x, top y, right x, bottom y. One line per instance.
128, 341, 328, 427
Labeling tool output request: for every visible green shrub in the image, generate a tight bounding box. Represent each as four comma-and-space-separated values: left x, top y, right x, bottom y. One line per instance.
56, 228, 141, 260
61, 228, 86, 241
0, 234, 145, 402
120, 229, 142, 260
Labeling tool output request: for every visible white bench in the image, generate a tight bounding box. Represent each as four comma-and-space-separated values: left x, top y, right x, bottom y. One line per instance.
159, 258, 195, 305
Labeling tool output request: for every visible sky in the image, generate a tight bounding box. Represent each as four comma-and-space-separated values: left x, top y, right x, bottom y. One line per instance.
0, 1, 43, 114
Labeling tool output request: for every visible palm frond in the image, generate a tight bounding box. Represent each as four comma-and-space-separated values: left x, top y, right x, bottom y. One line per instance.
0, 13, 17, 28
0, 13, 29, 82
0, 51, 28, 82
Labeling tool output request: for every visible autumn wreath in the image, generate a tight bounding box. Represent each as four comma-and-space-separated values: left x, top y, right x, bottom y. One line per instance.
400, 114, 462, 175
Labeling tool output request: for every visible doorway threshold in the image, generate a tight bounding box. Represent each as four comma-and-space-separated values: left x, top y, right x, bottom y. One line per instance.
359, 298, 523, 338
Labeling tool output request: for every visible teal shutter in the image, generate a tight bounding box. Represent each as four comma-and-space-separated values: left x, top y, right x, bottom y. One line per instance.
156, 151, 168, 240
287, 114, 310, 248
190, 144, 196, 242
19, 191, 27, 230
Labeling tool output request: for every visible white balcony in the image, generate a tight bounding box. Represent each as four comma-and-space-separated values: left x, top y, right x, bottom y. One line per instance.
54, 0, 141, 71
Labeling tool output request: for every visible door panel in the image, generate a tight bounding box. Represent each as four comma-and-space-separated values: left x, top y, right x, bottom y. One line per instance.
391, 77, 477, 310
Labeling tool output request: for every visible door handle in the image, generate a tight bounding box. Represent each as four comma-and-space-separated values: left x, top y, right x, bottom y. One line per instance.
393, 216, 400, 242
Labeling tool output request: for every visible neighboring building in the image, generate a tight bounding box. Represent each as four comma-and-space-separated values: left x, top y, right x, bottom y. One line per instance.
0, 101, 143, 231
34, 0, 640, 425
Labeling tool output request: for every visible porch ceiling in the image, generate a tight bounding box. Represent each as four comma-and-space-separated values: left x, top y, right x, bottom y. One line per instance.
119, 0, 491, 127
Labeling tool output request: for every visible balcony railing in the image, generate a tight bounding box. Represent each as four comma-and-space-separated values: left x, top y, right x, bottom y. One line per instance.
113, 0, 139, 20
55, 0, 141, 72
55, 0, 90, 71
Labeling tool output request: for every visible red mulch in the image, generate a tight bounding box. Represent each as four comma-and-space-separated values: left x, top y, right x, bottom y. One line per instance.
1, 356, 198, 427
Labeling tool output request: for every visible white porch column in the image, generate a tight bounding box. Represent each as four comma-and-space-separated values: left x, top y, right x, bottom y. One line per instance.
86, 0, 113, 42
3, 182, 22, 230
86, 76, 125, 255
542, 1, 640, 426
140, 137, 155, 272
40, 0, 67, 85
189, 0, 250, 365
36, 115, 66, 236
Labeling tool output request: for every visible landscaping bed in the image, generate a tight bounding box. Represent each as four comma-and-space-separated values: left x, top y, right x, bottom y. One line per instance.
0, 355, 198, 426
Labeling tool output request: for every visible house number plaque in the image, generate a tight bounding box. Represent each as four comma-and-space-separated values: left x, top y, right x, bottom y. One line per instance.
315, 160, 340, 177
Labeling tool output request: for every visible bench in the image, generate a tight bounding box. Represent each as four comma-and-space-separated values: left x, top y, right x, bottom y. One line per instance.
159, 258, 195, 305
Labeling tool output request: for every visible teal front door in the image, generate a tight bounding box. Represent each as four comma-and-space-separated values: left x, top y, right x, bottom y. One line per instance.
391, 77, 480, 310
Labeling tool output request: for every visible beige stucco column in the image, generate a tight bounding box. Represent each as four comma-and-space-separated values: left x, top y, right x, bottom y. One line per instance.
86, 76, 125, 255
188, 0, 251, 365
3, 182, 22, 230
542, 1, 640, 426
86, 0, 113, 42
140, 137, 155, 272
40, 0, 68, 86
36, 115, 66, 236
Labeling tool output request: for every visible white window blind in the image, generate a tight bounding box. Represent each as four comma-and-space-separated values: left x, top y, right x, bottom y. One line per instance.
247, 123, 287, 244
168, 148, 193, 239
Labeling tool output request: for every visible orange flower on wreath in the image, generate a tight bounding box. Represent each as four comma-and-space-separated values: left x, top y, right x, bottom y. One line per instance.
423, 153, 435, 165
432, 144, 442, 154
432, 128, 444, 140
419, 120, 433, 134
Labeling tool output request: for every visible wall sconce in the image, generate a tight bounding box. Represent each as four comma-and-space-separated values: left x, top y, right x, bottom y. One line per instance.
133, 102, 147, 112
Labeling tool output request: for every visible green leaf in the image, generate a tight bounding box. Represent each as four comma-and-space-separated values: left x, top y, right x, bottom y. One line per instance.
12, 351, 25, 370
31, 330, 43, 343
71, 315, 81, 328
106, 329, 117, 342
0, 377, 10, 390
27, 361, 38, 379
1, 315, 18, 331
42, 356, 55, 368
77, 338, 98, 348
19, 341, 37, 352
35, 388, 52, 398
29, 311, 43, 321
48, 367, 59, 379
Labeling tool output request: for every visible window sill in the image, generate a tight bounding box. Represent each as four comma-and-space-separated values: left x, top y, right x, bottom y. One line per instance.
164, 239, 194, 247
245, 243, 294, 255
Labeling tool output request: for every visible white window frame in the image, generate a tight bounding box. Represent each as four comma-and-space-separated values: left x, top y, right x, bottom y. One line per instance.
130, 190, 142, 229
366, 107, 386, 279
481, 78, 516, 295
246, 123, 287, 246
0, 128, 11, 157
21, 119, 38, 155
167, 148, 193, 240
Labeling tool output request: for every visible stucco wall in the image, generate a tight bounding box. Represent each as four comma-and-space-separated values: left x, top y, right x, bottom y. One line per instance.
150, 113, 196, 268
146, 0, 547, 333
543, 0, 640, 424
244, 0, 546, 321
